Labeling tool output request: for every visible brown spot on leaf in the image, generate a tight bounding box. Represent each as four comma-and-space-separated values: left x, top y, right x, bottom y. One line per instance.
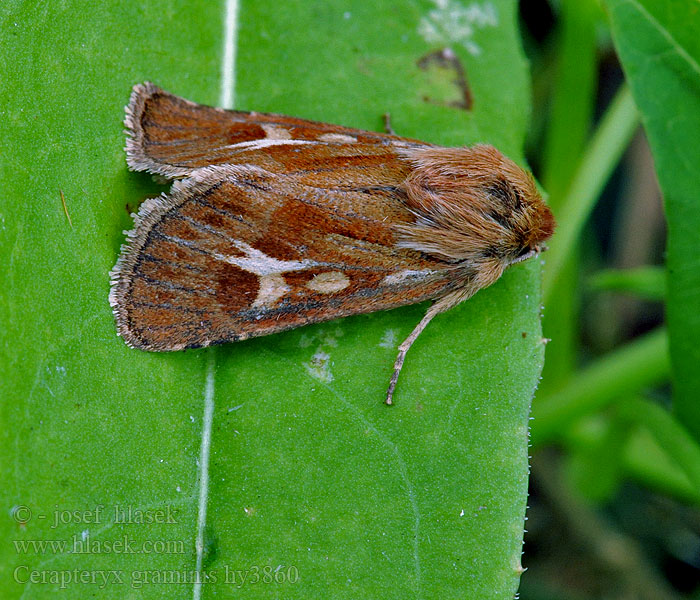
417, 47, 473, 111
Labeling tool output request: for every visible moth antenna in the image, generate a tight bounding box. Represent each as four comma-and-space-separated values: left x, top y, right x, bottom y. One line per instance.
386, 302, 442, 405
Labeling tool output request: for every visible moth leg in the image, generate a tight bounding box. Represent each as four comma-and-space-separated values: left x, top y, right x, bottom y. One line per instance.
382, 113, 396, 135
385, 286, 473, 405
386, 303, 442, 405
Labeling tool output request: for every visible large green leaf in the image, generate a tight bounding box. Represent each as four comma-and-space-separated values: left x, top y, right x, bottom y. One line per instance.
1, 1, 544, 597
605, 0, 700, 437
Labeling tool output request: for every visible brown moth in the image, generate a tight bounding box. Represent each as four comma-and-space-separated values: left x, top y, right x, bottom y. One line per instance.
110, 82, 555, 404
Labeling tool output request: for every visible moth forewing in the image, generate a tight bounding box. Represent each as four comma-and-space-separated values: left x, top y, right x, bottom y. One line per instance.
123, 82, 423, 179
111, 83, 555, 405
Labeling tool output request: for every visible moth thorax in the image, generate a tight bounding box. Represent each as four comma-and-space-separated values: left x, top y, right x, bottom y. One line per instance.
398, 144, 554, 262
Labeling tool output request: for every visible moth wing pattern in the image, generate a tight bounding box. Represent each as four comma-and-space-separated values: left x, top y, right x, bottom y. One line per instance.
110, 164, 460, 351
125, 82, 422, 179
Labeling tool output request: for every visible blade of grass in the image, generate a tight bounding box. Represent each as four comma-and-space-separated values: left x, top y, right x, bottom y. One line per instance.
624, 427, 700, 505
589, 266, 666, 301
531, 327, 669, 445
542, 85, 639, 303
538, 0, 598, 390
617, 397, 700, 499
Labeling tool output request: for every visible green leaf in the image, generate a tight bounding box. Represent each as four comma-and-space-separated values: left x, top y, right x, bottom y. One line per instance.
605, 0, 700, 438
0, 1, 544, 598
589, 266, 666, 301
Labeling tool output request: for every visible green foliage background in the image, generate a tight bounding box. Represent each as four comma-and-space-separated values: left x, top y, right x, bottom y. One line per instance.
606, 0, 700, 435
530, 0, 700, 517
0, 1, 544, 598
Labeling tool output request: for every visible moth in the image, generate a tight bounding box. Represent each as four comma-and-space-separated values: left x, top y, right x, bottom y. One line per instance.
110, 82, 555, 404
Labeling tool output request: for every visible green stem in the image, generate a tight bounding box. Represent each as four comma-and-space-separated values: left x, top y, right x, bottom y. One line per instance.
531, 327, 669, 445
543, 85, 639, 303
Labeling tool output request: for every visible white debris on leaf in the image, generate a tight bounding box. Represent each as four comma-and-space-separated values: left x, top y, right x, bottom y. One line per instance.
304, 350, 334, 383
379, 329, 398, 349
419, 0, 498, 56
299, 326, 346, 383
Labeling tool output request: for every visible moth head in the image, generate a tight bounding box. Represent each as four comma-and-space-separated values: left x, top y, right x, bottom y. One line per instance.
397, 144, 555, 269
